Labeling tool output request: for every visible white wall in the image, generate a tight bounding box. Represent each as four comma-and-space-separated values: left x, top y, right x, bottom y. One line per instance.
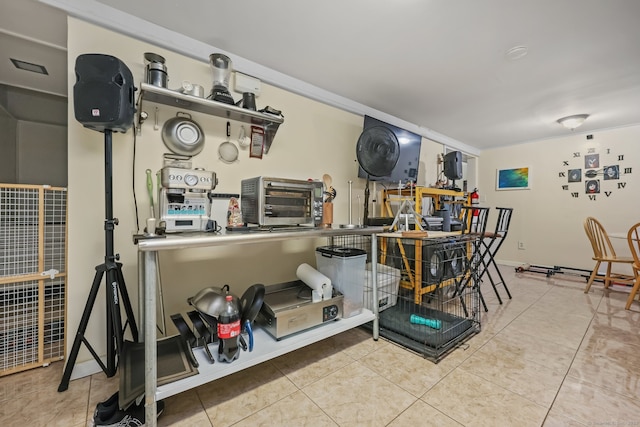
0, 115, 17, 182
479, 125, 639, 272
66, 18, 444, 373
16, 121, 67, 186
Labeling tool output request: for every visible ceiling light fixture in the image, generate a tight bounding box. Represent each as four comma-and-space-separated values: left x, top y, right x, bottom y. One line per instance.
557, 114, 589, 130
10, 58, 49, 75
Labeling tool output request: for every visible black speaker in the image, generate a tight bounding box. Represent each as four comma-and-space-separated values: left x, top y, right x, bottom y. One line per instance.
443, 151, 463, 180
73, 54, 136, 133
401, 239, 446, 285
445, 243, 468, 279
424, 244, 447, 285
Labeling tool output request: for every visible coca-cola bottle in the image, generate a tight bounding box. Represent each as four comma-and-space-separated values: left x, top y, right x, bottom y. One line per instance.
217, 295, 241, 362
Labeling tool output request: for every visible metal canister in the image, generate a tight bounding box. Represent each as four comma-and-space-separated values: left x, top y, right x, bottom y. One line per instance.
144, 52, 168, 88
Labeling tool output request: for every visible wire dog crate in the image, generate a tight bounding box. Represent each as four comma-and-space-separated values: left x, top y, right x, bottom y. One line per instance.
323, 233, 480, 362
368, 234, 481, 362
1, 184, 67, 375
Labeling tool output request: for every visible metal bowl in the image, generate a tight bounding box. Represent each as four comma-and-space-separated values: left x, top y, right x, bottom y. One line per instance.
161, 112, 205, 156
188, 286, 240, 319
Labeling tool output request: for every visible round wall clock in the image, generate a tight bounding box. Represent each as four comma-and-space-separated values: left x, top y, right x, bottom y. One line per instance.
558, 137, 632, 200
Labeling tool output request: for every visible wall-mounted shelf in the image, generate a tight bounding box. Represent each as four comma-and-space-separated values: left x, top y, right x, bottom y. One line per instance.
137, 83, 284, 153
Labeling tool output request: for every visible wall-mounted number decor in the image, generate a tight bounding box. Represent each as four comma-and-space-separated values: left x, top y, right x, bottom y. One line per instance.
497, 167, 530, 190
558, 137, 631, 200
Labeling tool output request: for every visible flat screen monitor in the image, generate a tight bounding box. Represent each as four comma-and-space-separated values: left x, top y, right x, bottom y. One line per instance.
357, 116, 422, 183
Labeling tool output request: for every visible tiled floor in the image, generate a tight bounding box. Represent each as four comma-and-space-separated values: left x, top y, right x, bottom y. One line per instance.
1, 266, 639, 426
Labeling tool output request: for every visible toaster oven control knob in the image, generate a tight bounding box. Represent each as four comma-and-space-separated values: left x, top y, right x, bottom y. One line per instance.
184, 174, 199, 187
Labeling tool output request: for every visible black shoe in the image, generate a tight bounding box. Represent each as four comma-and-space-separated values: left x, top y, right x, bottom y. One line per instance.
93, 391, 119, 421
93, 399, 164, 427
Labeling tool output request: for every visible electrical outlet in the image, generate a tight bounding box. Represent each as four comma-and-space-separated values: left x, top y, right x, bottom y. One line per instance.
518, 241, 525, 250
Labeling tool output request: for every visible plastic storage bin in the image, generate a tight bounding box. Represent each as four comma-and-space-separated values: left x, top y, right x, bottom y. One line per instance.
315, 246, 366, 318
365, 263, 400, 312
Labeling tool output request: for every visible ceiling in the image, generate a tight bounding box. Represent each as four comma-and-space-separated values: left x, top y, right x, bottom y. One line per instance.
0, 1, 67, 125
2, 0, 640, 151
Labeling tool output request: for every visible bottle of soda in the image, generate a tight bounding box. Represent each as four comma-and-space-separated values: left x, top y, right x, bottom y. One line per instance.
217, 295, 241, 362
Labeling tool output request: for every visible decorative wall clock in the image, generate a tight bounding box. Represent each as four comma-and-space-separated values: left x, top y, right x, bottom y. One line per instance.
558, 138, 631, 200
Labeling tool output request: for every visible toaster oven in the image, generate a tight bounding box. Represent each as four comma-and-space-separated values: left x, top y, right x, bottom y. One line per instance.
241, 177, 323, 227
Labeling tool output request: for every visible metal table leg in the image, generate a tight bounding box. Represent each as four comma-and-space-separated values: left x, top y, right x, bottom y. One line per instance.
144, 251, 157, 427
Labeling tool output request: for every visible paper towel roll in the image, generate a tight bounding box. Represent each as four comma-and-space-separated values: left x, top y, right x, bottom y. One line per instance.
296, 263, 332, 293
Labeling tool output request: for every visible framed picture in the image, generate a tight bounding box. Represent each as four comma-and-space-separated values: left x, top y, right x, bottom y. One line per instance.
496, 167, 531, 190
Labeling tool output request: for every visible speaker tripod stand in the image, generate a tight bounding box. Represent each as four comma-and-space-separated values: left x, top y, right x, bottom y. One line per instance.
58, 129, 138, 392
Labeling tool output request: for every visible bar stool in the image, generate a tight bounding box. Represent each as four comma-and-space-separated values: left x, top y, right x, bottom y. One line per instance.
454, 206, 490, 313
476, 207, 513, 304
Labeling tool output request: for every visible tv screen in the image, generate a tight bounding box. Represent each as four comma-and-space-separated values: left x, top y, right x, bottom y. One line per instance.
357, 116, 422, 183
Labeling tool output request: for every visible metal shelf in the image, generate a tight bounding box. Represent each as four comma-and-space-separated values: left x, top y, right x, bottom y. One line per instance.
155, 309, 375, 401
139, 227, 383, 426
137, 83, 284, 153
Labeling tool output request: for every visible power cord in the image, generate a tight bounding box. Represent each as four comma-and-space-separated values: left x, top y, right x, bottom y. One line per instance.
132, 128, 140, 233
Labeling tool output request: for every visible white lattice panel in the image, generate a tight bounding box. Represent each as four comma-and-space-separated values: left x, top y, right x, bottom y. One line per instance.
0, 281, 39, 370
0, 185, 67, 375
0, 188, 39, 277
44, 190, 67, 274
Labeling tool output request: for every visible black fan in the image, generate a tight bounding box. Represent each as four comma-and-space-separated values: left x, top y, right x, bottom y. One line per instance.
356, 126, 400, 225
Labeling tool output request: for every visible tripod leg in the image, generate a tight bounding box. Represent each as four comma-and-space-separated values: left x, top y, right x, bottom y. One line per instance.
106, 266, 125, 368
58, 268, 106, 392
116, 262, 139, 342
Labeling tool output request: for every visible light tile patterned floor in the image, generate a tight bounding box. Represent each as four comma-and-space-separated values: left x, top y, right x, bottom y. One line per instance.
1, 266, 639, 426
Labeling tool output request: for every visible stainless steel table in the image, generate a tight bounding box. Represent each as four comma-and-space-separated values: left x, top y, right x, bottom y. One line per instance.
136, 227, 382, 426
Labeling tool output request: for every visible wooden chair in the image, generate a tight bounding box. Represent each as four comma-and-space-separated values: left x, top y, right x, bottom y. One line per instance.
625, 222, 640, 310
583, 217, 635, 294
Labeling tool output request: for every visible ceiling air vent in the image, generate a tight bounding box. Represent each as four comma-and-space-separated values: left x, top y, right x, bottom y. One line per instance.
10, 58, 49, 75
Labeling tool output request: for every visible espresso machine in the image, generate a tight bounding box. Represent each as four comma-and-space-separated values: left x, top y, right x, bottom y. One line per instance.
159, 165, 217, 232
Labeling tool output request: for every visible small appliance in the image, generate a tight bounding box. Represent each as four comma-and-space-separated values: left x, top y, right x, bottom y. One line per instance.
209, 53, 234, 105
158, 166, 217, 232
256, 280, 343, 340
144, 52, 168, 88
240, 177, 323, 227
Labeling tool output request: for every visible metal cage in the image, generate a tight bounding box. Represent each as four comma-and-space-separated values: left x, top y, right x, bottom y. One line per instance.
368, 234, 480, 362
325, 233, 480, 362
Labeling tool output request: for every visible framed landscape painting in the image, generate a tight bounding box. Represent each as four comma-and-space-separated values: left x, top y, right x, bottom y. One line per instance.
496, 167, 530, 190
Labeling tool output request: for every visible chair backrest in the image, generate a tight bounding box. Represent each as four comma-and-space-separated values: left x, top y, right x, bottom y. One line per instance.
494, 207, 513, 236
460, 206, 489, 236
628, 222, 640, 266
584, 217, 617, 259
